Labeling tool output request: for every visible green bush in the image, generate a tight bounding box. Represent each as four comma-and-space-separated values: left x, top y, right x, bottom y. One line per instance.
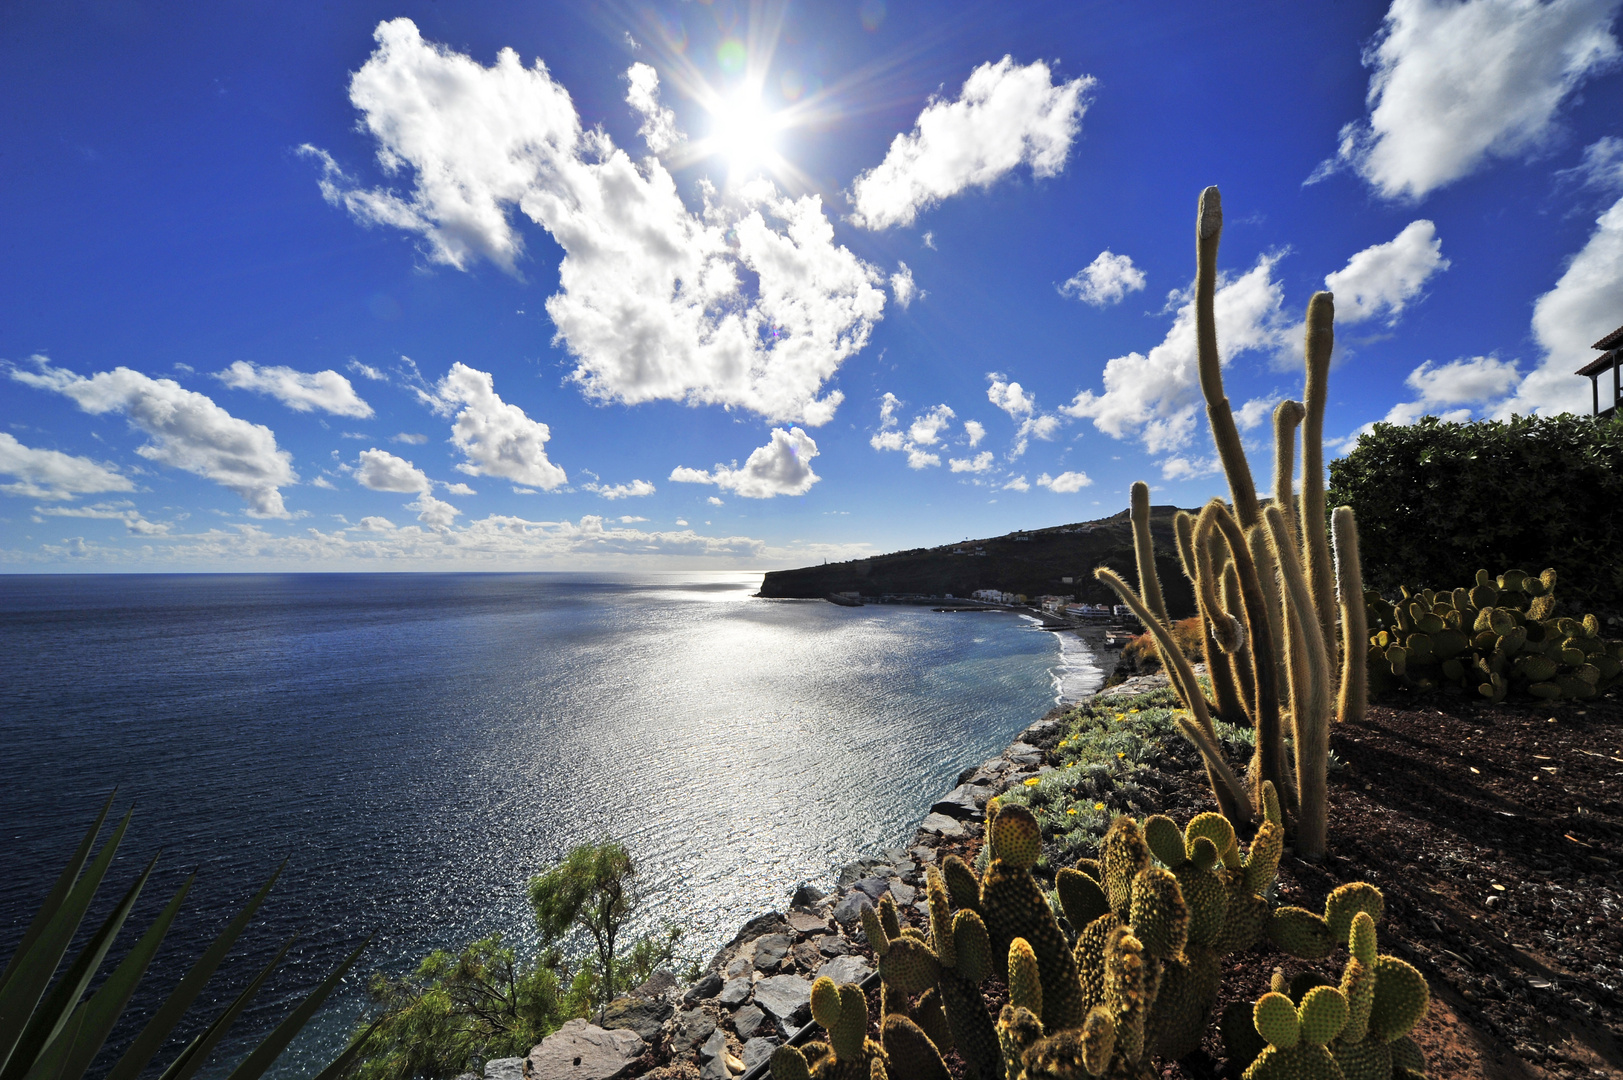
1329, 414, 1623, 611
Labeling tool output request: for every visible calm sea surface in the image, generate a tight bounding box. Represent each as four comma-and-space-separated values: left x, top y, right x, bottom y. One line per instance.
0, 573, 1102, 1077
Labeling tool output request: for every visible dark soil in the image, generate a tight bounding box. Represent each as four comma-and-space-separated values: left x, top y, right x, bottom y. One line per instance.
957, 687, 1623, 1079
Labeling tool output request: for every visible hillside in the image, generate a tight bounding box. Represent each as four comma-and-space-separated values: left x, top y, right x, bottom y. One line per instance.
759, 506, 1197, 616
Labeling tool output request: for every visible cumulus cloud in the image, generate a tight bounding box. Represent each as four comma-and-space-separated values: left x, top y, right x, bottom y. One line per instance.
949, 451, 994, 473
1160, 455, 1222, 481
1324, 220, 1449, 323
986, 374, 1063, 457
1235, 398, 1273, 431
393, 432, 428, 444
0, 432, 134, 501
964, 419, 986, 446
870, 395, 954, 468
407, 492, 461, 531
305, 20, 884, 425
216, 361, 373, 417
34, 500, 169, 535
430, 363, 567, 490
669, 427, 820, 497
443, 482, 477, 495
356, 447, 430, 493
1002, 475, 1031, 491
1495, 192, 1623, 414
1059, 251, 1146, 306
625, 62, 682, 154
1315, 0, 1622, 200
11, 359, 297, 517
584, 479, 656, 499
848, 57, 1094, 230
891, 262, 920, 308
1037, 470, 1092, 493
1062, 253, 1291, 452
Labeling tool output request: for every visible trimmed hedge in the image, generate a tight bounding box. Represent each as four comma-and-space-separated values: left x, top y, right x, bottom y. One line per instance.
1329, 414, 1623, 610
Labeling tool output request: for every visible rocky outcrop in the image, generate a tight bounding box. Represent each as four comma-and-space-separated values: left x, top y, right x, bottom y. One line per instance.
527, 1020, 645, 1080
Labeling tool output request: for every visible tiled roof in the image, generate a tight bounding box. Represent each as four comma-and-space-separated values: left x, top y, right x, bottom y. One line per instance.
1594, 324, 1623, 350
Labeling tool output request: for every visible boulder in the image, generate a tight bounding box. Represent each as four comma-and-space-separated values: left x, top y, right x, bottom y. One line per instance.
484, 1062, 524, 1080
816, 955, 873, 986
742, 1037, 780, 1073
717, 977, 752, 1008
697, 1030, 729, 1080
599, 996, 673, 1043
732, 1003, 766, 1038
752, 975, 812, 1029
831, 893, 870, 926
673, 1009, 716, 1050
633, 970, 678, 998
929, 785, 983, 821
888, 881, 917, 907
918, 813, 966, 838
527, 1020, 645, 1080
786, 911, 829, 935
726, 955, 753, 979
818, 934, 851, 958
850, 877, 891, 902
752, 934, 791, 971
790, 882, 825, 907
684, 972, 723, 1004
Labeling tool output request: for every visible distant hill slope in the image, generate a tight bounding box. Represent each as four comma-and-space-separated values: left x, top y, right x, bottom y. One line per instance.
759, 506, 1198, 617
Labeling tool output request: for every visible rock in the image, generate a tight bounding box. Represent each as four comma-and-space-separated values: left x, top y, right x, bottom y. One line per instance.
456, 1073, 481, 1080
732, 1003, 766, 1038
832, 893, 870, 925
909, 846, 937, 864
836, 858, 894, 889
818, 935, 851, 958
700, 1029, 728, 1061
717, 977, 752, 1008
919, 813, 966, 838
786, 911, 829, 935
1005, 741, 1043, 764
752, 934, 791, 971
752, 975, 812, 1028
485, 1059, 524, 1080
599, 996, 673, 1043
888, 881, 917, 907
851, 877, 891, 902
742, 1037, 780, 1073
791, 940, 823, 969
684, 972, 723, 1003
527, 1020, 645, 1080
726, 956, 753, 979
698, 1030, 730, 1080
816, 955, 873, 986
674, 1009, 716, 1050
790, 882, 825, 907
633, 970, 679, 998
930, 785, 984, 821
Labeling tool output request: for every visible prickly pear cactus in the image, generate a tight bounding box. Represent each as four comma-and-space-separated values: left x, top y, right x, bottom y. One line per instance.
772, 977, 888, 1080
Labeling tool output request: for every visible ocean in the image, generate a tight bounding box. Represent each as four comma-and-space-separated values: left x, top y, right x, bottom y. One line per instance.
0, 572, 1103, 1077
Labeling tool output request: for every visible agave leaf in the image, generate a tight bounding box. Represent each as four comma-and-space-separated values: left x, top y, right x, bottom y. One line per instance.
153, 937, 298, 1080
0, 794, 115, 992
103, 864, 284, 1080
5, 855, 159, 1080
308, 1015, 386, 1080
221, 935, 371, 1080
0, 809, 133, 1077
20, 873, 193, 1080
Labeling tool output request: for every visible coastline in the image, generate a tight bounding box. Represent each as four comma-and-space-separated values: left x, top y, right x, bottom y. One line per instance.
509, 624, 1133, 1080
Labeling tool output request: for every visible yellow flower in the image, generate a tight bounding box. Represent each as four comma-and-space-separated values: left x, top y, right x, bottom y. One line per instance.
1113, 713, 1125, 721
1067, 808, 1079, 815
1093, 802, 1106, 811
1116, 752, 1126, 759
1023, 777, 1040, 787
1129, 708, 1140, 714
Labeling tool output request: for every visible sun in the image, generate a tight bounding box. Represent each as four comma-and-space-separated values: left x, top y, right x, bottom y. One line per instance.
706, 87, 782, 179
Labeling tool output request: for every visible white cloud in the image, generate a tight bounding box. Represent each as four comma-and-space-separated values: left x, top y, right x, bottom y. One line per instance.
1059, 251, 1146, 306
669, 427, 820, 497
626, 62, 682, 155
1160, 455, 1222, 481
443, 482, 477, 495
922, 231, 936, 249
430, 363, 567, 490
585, 479, 656, 499
34, 500, 169, 535
406, 492, 461, 531
949, 451, 994, 473
1234, 398, 1273, 430
11, 359, 297, 517
1496, 193, 1623, 414
963, 419, 986, 446
891, 262, 919, 308
306, 20, 884, 426
1324, 220, 1449, 323
216, 361, 373, 417
849, 57, 1094, 230
908, 404, 955, 445
1062, 253, 1291, 452
987, 375, 1035, 418
0, 432, 134, 501
1318, 0, 1621, 200
708, 496, 724, 506
356, 447, 430, 493
1002, 475, 1031, 491
618, 515, 648, 523
905, 448, 941, 469
1558, 135, 1623, 193
393, 432, 428, 445
1037, 470, 1092, 493
311, 476, 337, 490
349, 360, 388, 381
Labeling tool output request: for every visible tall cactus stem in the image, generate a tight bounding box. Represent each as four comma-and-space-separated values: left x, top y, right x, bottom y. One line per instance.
1300, 293, 1338, 672
1332, 506, 1368, 726
1174, 510, 1198, 583
1271, 401, 1305, 554
1265, 503, 1331, 861
1131, 481, 1170, 626
1175, 717, 1253, 826
1194, 504, 1249, 727
1222, 561, 1258, 721
1195, 186, 1262, 531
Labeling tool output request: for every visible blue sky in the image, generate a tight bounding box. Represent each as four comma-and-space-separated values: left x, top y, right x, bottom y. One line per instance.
3, 0, 1621, 570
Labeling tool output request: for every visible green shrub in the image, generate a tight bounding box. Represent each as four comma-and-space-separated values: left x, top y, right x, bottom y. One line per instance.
1329, 414, 1623, 611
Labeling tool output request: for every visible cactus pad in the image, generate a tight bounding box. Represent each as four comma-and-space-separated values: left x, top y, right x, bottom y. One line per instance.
860, 903, 890, 957
1007, 938, 1043, 1019
1174, 861, 1228, 947
772, 1045, 812, 1080
1368, 956, 1429, 1043
1244, 819, 1284, 896
1129, 866, 1191, 960
1101, 817, 1151, 919
1297, 985, 1348, 1046
879, 935, 942, 996
1056, 867, 1110, 931
1332, 1038, 1391, 1080
990, 803, 1043, 869
1143, 814, 1188, 868
941, 855, 981, 912
981, 854, 1087, 1030
1324, 883, 1385, 944
880, 1014, 950, 1080
811, 976, 842, 1030
1253, 993, 1299, 1048
952, 909, 992, 984
1268, 906, 1336, 960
